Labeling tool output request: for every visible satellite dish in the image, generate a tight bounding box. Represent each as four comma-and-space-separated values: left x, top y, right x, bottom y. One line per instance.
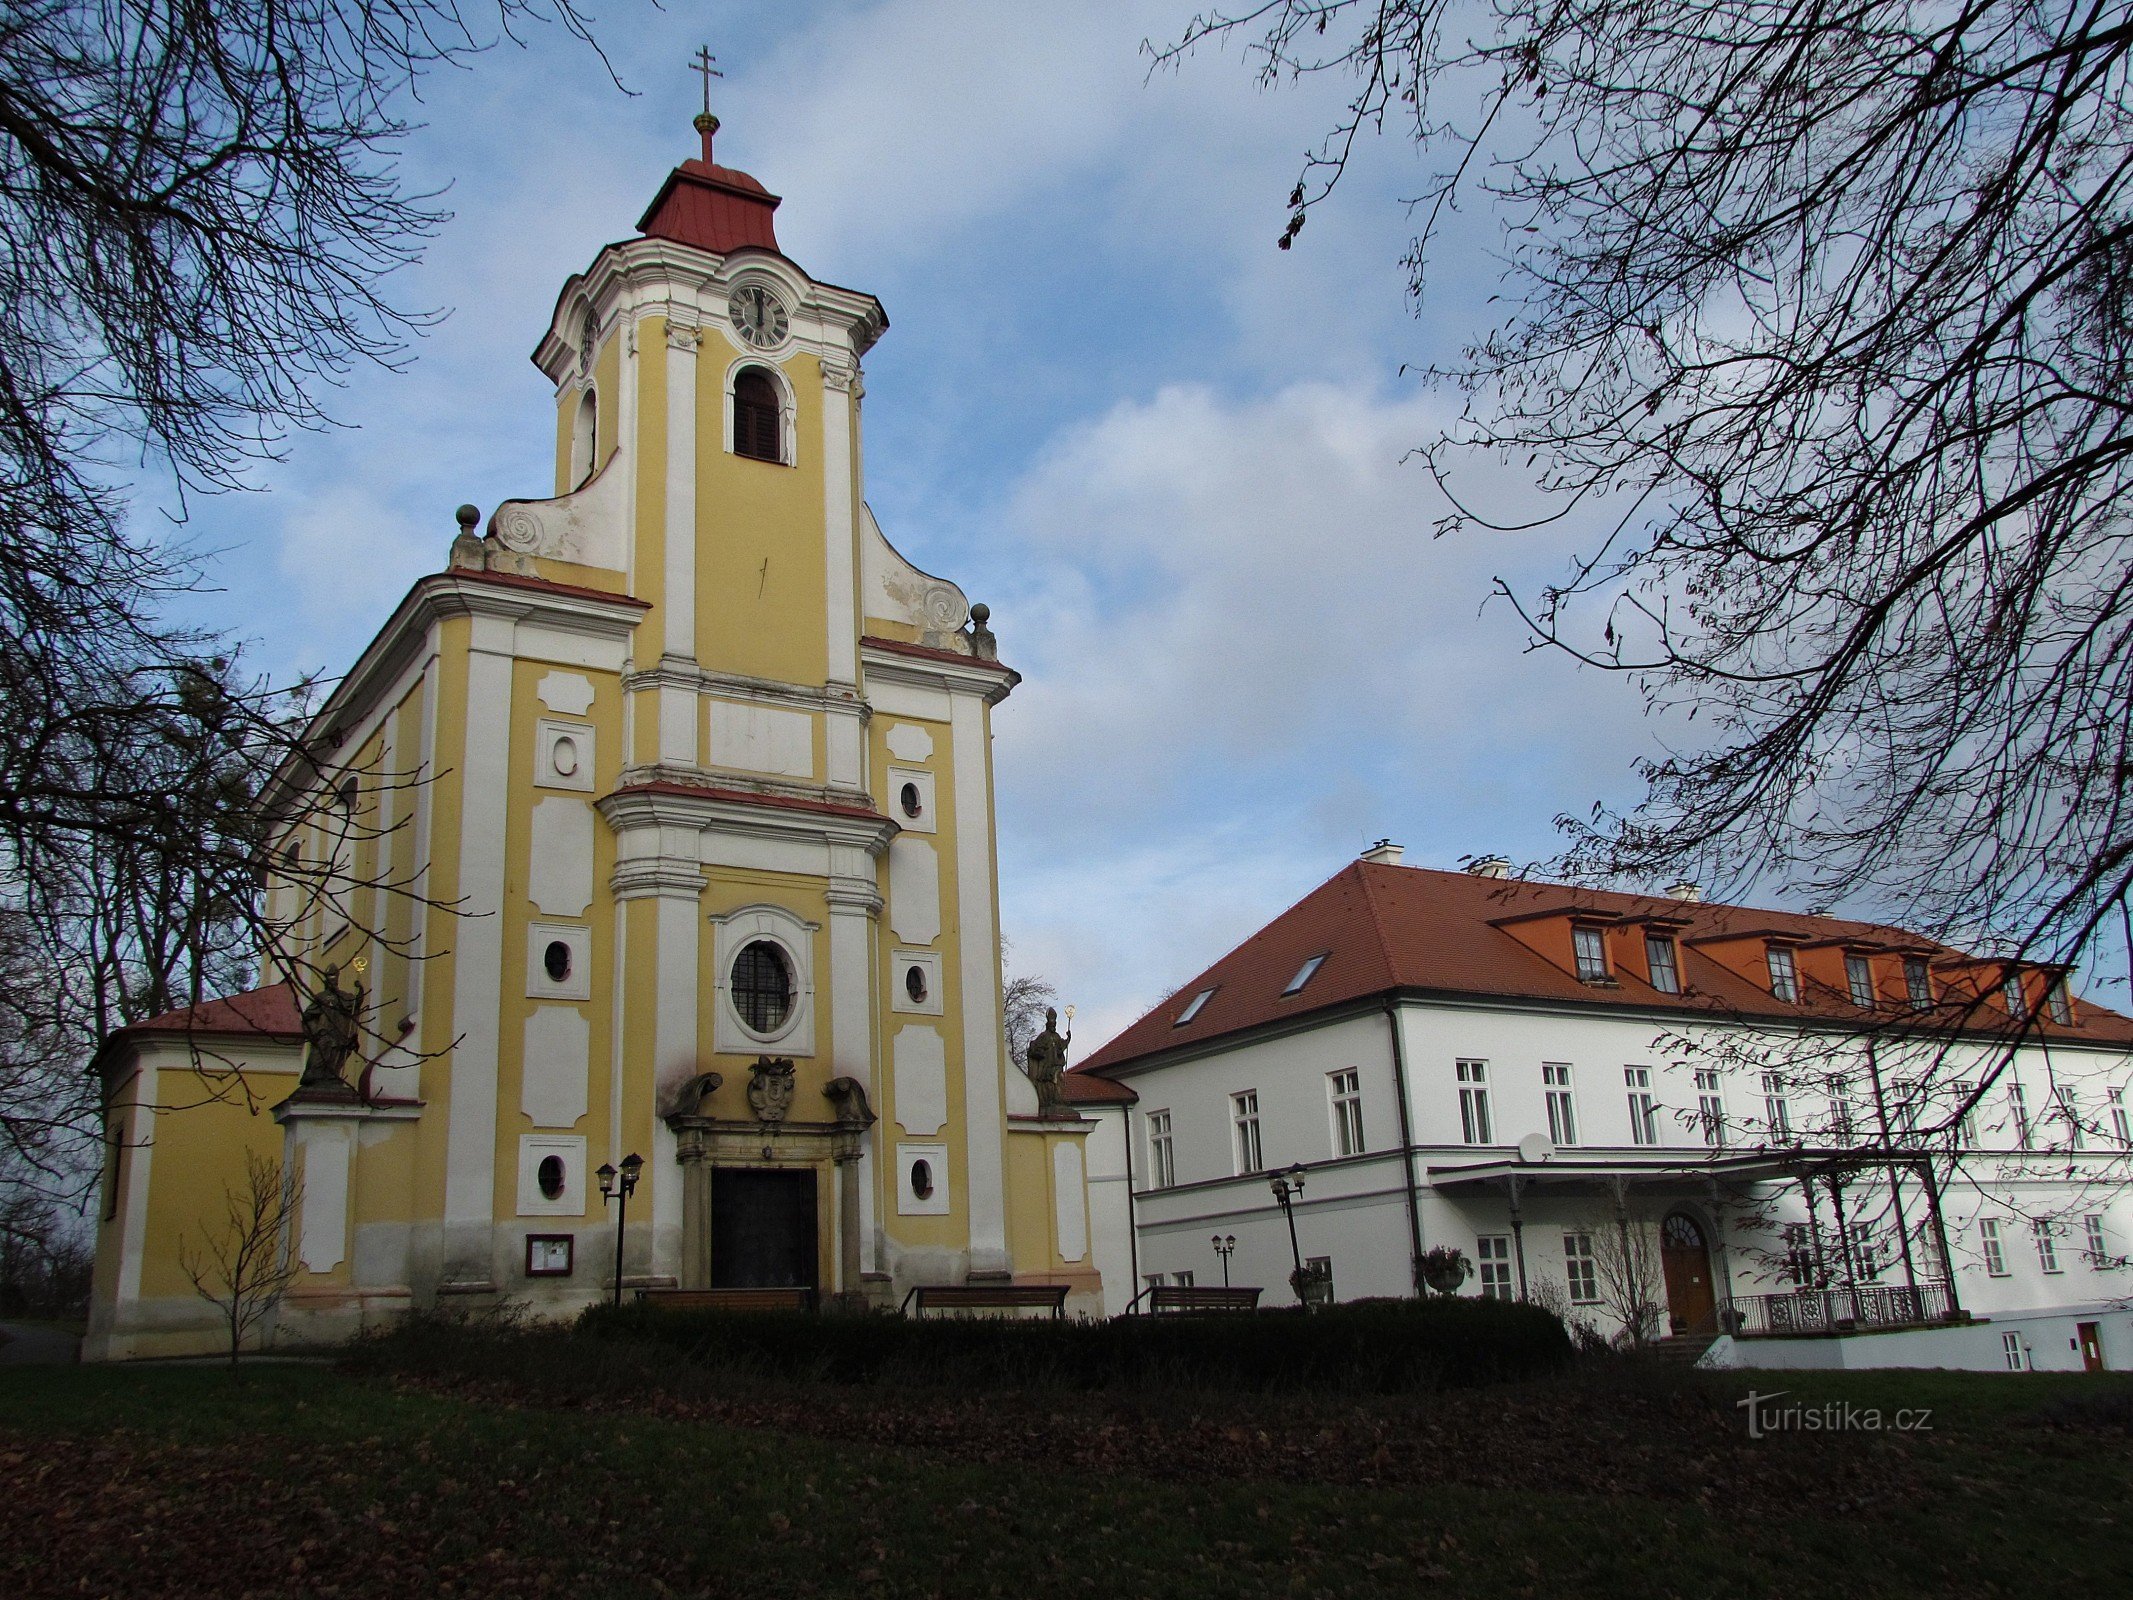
1517, 1132, 1555, 1165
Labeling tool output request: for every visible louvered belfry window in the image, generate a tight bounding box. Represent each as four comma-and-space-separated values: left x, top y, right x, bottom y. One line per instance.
734, 368, 782, 463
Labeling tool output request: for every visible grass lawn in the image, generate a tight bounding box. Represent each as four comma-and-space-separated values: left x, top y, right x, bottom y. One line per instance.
0, 1356, 2127, 1598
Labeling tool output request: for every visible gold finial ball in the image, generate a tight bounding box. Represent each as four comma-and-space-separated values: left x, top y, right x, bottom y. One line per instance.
694, 111, 720, 136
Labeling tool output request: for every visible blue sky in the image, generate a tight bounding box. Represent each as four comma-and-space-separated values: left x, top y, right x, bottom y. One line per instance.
144, 1, 1666, 1049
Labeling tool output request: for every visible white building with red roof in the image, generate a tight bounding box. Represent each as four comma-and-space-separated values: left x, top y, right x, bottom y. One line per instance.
1071, 844, 2133, 1370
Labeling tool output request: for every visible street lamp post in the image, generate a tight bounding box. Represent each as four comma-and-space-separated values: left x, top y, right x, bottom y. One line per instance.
1268, 1163, 1314, 1304
596, 1151, 643, 1310
1210, 1232, 1236, 1288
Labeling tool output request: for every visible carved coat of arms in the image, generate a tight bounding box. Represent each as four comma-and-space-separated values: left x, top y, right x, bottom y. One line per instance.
747, 1056, 797, 1123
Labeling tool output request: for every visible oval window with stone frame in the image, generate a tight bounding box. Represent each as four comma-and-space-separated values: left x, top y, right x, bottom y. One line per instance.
731, 939, 794, 1034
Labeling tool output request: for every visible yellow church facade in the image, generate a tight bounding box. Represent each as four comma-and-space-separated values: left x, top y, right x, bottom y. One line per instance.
85, 118, 1101, 1361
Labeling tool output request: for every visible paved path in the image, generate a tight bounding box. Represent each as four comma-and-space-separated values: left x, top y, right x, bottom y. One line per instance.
0, 1321, 82, 1365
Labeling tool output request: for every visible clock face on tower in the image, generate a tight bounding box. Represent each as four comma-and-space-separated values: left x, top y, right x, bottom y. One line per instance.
728, 283, 789, 348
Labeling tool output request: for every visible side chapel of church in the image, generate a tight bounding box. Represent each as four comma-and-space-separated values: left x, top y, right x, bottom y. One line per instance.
85, 105, 1102, 1359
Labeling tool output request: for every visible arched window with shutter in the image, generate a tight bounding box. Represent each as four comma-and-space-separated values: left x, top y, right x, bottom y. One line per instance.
733, 366, 784, 463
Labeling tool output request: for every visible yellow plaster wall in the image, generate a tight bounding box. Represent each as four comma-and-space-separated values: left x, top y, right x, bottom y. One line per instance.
132, 1063, 298, 1301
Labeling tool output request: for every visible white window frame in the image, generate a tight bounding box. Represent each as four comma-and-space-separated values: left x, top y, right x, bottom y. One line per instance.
1563, 1232, 1599, 1303
1694, 1067, 1725, 1148
1845, 952, 1876, 1008
1543, 1062, 1577, 1147
1762, 1072, 1792, 1141
2048, 978, 2075, 1026
2111, 1086, 2131, 1148
1980, 1216, 2008, 1276
2007, 1080, 2031, 1147
2085, 1214, 2108, 1266
1572, 924, 1610, 982
2002, 1330, 2027, 1371
1328, 1069, 1364, 1157
1905, 955, 1934, 1006
1146, 1109, 1175, 1190
1232, 1090, 1263, 1175
1644, 934, 1680, 994
1456, 1059, 1492, 1145
2056, 1086, 2085, 1149
2002, 972, 2028, 1021
722, 354, 799, 467
1475, 1234, 1514, 1299
709, 903, 818, 1056
1951, 1081, 1978, 1147
2035, 1219, 2062, 1274
1766, 944, 1800, 1003
1826, 1076, 1854, 1143
1625, 1065, 1659, 1147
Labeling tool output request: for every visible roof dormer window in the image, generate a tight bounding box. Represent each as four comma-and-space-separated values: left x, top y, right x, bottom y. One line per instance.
1904, 955, 1933, 1007
1845, 952, 1876, 1009
2002, 972, 2028, 1021
1282, 953, 1328, 997
1572, 924, 1610, 983
1175, 987, 1216, 1026
1644, 934, 1681, 994
1766, 944, 1800, 1003
2048, 977, 2075, 1026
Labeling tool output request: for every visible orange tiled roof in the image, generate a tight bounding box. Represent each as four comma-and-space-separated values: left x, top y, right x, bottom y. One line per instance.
1076, 862, 2133, 1074
113, 982, 302, 1042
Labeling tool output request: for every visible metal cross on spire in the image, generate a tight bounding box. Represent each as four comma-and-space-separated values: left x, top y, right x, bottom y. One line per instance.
689, 45, 723, 163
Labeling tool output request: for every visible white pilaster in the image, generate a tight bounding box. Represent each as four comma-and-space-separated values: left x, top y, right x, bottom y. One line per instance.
950, 689, 1009, 1274
827, 868, 882, 1272
660, 318, 701, 766
442, 617, 515, 1284
822, 362, 858, 686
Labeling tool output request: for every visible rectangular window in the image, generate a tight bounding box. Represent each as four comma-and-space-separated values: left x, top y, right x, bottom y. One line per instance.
1826, 1076, 1854, 1143
2048, 978, 2074, 1026
1845, 953, 1876, 1009
1782, 1223, 1812, 1286
2008, 1080, 2031, 1147
1176, 987, 1216, 1026
1328, 1069, 1364, 1157
2112, 1087, 2132, 1148
1173, 1270, 1196, 1288
1572, 925, 1610, 982
1231, 1090, 1263, 1174
1766, 945, 1800, 1003
2085, 1214, 2108, 1266
2002, 1330, 2027, 1371
1625, 1066, 1659, 1146
1980, 1217, 2008, 1277
1282, 953, 1328, 996
2035, 1220, 2062, 1274
2058, 1087, 2085, 1150
1694, 1068, 1725, 1148
2003, 972, 2028, 1021
1762, 1073, 1792, 1141
1457, 1059, 1493, 1145
1563, 1232, 1599, 1303
1905, 956, 1933, 1007
1951, 1082, 1978, 1147
1147, 1110, 1175, 1189
1543, 1062, 1578, 1147
1476, 1235, 1514, 1300
1645, 935, 1681, 994
1144, 1273, 1164, 1295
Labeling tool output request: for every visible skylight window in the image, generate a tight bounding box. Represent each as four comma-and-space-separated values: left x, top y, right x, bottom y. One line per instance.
1175, 987, 1216, 1026
1282, 953, 1328, 997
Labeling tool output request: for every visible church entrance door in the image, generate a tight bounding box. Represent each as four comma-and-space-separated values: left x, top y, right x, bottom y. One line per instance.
1660, 1211, 1716, 1335
711, 1168, 819, 1290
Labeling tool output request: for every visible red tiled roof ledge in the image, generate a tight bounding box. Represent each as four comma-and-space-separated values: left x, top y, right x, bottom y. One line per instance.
860, 634, 1016, 673
115, 982, 302, 1042
445, 569, 650, 608
1060, 1071, 1136, 1105
606, 780, 884, 824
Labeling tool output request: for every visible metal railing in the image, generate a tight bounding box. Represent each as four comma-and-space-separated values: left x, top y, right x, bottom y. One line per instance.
1728, 1279, 1957, 1337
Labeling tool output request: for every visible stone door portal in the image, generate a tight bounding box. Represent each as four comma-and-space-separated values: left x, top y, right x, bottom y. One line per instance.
711, 1168, 819, 1290
1660, 1211, 1716, 1336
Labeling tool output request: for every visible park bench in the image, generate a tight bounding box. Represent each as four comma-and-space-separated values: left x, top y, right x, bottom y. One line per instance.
1147, 1285, 1262, 1315
634, 1286, 816, 1313
901, 1282, 1071, 1319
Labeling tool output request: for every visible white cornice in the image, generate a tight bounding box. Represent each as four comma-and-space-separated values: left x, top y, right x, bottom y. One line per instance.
860, 642, 1020, 707
598, 784, 898, 859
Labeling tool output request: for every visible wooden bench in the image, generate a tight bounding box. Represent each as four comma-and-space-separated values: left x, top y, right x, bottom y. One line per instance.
901, 1282, 1072, 1319
634, 1286, 816, 1313
1148, 1285, 1263, 1315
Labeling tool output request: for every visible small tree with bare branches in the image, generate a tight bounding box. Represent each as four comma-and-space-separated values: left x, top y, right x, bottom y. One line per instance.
1592, 1212, 1665, 1350
180, 1151, 303, 1367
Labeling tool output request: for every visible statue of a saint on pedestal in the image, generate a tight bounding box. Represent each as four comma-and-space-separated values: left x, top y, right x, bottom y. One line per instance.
300, 964, 365, 1090
1023, 1006, 1071, 1118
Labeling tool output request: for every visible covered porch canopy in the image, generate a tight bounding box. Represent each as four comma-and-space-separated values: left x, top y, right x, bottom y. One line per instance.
1425, 1143, 1962, 1323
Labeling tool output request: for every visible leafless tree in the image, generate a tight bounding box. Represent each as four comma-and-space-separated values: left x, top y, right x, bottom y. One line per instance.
180, 1150, 303, 1366
1156, 1, 2133, 995
1, 2, 609, 1196
0, 1183, 93, 1316
1001, 945, 1059, 1070
1591, 1209, 1664, 1348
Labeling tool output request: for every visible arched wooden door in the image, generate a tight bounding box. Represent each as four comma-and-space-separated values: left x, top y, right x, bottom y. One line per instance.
1660, 1211, 1716, 1335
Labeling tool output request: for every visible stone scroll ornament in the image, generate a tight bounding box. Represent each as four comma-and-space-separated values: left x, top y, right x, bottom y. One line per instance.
747, 1057, 797, 1123
299, 963, 366, 1090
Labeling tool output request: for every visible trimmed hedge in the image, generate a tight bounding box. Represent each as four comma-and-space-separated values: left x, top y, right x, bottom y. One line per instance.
575, 1294, 1572, 1394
